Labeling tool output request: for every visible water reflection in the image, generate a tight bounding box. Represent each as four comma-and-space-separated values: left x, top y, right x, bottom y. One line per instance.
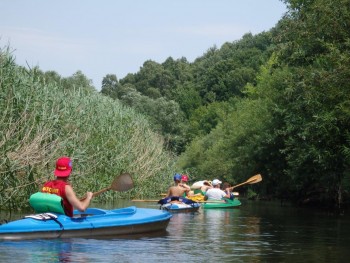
1, 201, 350, 262
0, 239, 81, 263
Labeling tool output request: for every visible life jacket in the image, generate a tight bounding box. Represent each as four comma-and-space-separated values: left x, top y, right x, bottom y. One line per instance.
29, 192, 65, 215
158, 196, 197, 205
187, 194, 205, 202
193, 189, 206, 195
41, 180, 73, 217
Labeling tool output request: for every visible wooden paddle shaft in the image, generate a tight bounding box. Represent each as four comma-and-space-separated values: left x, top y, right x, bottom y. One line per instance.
92, 187, 112, 197
80, 173, 133, 201
231, 181, 250, 189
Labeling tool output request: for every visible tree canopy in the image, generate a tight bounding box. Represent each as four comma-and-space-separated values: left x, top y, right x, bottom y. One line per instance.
100, 0, 350, 210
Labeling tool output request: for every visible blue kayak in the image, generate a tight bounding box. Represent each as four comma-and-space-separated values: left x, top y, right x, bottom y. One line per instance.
160, 202, 201, 213
158, 196, 200, 213
0, 206, 172, 240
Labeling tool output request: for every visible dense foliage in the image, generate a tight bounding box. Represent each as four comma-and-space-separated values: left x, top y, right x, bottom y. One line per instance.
2, 0, 350, 212
101, 0, 350, 210
101, 32, 273, 153
0, 49, 175, 211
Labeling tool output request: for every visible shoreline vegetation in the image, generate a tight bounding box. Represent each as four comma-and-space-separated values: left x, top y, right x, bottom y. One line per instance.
2, 0, 350, 214
0, 49, 175, 211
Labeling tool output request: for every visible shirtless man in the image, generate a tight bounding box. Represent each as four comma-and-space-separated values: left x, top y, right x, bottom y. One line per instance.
166, 173, 191, 197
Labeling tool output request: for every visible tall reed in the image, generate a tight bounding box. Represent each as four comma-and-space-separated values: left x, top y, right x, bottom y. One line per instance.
0, 48, 175, 211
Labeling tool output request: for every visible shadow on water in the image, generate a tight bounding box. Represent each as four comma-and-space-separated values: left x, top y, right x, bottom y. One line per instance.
1, 199, 350, 262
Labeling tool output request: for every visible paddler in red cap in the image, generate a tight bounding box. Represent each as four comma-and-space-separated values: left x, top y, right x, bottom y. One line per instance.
41, 156, 93, 217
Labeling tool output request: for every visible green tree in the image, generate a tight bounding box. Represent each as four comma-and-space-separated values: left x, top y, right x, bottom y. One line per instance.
61, 70, 96, 93
271, 0, 350, 207
101, 74, 121, 99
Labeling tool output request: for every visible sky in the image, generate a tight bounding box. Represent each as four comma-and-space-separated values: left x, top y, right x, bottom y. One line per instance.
0, 0, 287, 90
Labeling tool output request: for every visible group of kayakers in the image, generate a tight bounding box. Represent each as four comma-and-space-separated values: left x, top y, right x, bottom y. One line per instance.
205, 179, 233, 200
163, 173, 236, 203
31, 157, 237, 217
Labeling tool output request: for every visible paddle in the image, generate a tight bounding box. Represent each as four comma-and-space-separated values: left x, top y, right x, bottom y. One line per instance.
229, 174, 262, 190
81, 173, 134, 200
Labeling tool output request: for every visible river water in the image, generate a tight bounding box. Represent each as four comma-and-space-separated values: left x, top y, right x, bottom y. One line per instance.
1, 199, 350, 262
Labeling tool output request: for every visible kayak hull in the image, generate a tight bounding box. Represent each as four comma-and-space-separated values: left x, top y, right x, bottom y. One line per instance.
160, 202, 200, 213
0, 206, 172, 240
202, 199, 241, 209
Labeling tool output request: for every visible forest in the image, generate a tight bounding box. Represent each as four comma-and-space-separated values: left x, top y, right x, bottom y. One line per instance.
100, 0, 350, 210
1, 0, 349, 212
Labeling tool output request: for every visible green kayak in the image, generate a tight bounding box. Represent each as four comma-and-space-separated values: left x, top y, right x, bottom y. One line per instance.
202, 198, 241, 209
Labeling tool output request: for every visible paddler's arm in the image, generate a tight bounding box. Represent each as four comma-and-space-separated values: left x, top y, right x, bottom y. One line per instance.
65, 185, 93, 212
179, 183, 191, 191
223, 188, 232, 199
179, 183, 191, 196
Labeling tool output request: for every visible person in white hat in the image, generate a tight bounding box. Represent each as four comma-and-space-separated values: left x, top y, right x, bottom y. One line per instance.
204, 179, 231, 201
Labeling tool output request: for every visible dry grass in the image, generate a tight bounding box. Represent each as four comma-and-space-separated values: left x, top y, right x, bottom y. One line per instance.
0, 48, 175, 210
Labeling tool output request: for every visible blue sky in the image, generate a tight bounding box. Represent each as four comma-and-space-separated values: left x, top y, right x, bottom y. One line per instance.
0, 0, 287, 89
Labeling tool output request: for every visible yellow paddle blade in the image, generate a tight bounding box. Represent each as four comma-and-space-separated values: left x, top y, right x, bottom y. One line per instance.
231, 174, 262, 189
246, 174, 262, 184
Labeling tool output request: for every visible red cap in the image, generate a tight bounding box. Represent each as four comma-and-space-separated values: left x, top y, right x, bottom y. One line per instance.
54, 157, 72, 177
181, 174, 189, 182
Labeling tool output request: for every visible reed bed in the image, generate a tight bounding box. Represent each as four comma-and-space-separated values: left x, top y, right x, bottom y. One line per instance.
0, 48, 175, 211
